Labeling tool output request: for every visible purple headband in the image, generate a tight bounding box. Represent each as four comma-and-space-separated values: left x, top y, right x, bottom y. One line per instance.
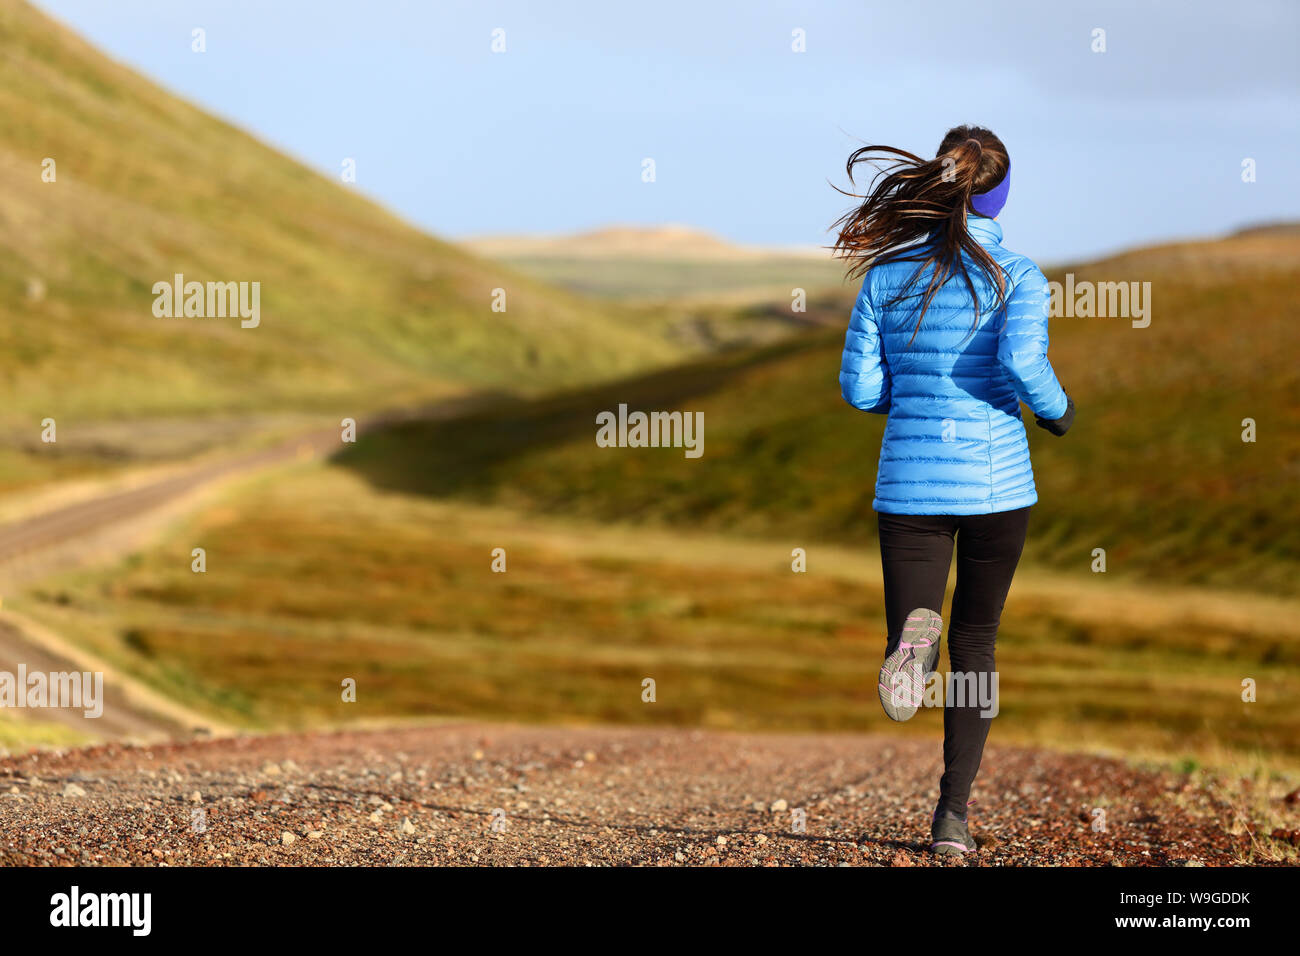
970, 167, 1010, 218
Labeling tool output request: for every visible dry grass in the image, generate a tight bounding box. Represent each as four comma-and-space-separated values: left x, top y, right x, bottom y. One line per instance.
16, 465, 1300, 776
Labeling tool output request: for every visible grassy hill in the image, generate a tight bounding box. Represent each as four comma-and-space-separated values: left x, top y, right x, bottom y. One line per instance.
15, 229, 1299, 770
0, 0, 689, 437
335, 231, 1300, 597
464, 225, 849, 303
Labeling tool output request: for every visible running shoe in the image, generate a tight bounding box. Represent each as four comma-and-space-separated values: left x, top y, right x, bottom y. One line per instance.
930, 806, 975, 856
877, 607, 942, 722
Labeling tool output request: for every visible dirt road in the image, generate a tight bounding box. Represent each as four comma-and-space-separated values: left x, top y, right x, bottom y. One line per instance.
0, 723, 1267, 866
0, 394, 499, 578
0, 428, 344, 742
0, 397, 495, 741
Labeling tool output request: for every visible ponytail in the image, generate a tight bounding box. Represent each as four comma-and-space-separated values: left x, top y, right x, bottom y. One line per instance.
831, 125, 1011, 343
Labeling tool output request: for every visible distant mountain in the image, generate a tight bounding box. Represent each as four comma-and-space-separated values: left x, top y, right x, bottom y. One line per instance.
463, 224, 830, 262
462, 225, 846, 303
1231, 221, 1300, 238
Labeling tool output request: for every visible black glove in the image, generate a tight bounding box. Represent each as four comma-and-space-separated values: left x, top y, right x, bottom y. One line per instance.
1035, 395, 1075, 437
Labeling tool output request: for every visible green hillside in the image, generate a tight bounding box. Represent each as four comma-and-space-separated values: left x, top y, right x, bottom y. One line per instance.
0, 0, 686, 432
17, 232, 1299, 768
483, 254, 849, 303
335, 232, 1300, 596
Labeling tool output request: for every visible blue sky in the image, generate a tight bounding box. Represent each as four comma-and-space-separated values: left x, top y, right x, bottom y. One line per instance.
33, 0, 1300, 263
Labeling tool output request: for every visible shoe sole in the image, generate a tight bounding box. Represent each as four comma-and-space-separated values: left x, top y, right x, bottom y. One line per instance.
930, 811, 975, 856
930, 839, 971, 856
877, 607, 942, 722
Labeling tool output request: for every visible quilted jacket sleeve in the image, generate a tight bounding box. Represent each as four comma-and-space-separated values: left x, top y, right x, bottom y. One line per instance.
840, 275, 891, 414
997, 263, 1068, 421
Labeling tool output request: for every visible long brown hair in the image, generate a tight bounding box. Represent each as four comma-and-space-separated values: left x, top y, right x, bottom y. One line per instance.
831, 125, 1011, 341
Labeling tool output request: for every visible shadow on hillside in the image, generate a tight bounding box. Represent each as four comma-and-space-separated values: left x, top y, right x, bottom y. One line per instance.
329, 332, 836, 500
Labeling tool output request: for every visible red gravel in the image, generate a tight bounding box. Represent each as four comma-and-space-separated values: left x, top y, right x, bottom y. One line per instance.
0, 723, 1284, 866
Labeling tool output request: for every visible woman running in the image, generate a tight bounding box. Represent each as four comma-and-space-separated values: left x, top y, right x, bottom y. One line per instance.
831, 125, 1075, 856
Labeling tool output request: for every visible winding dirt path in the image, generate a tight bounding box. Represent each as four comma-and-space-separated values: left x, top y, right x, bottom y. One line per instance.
0, 397, 493, 742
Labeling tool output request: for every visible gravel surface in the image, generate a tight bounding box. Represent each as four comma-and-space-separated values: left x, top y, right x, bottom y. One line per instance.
0, 723, 1278, 866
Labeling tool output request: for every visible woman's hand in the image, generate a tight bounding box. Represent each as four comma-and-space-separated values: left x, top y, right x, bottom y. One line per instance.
1035, 395, 1075, 437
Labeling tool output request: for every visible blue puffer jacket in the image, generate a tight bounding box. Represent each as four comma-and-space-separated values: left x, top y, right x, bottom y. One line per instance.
839, 215, 1068, 515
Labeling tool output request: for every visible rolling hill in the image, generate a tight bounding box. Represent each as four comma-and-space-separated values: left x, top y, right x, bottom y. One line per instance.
0, 0, 688, 442
335, 229, 1300, 597
14, 229, 1299, 771
464, 224, 849, 302
464, 224, 828, 261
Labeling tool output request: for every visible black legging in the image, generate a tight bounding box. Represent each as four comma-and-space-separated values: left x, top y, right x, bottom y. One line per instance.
877, 507, 1031, 816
